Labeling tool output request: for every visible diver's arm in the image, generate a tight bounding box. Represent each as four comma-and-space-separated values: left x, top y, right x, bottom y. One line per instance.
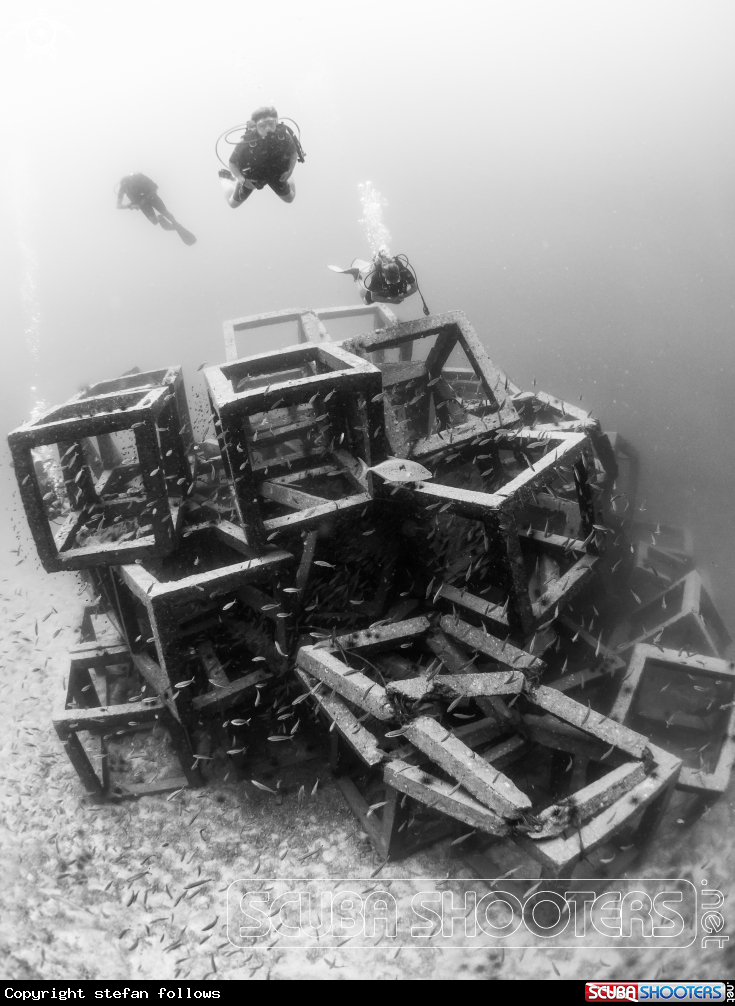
228, 155, 247, 184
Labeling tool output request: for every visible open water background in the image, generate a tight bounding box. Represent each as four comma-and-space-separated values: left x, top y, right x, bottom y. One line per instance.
1, 0, 734, 599
0, 1, 734, 982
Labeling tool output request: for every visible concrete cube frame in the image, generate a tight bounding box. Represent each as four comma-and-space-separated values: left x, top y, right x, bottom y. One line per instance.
9, 378, 190, 572
223, 304, 398, 361
204, 342, 384, 549
112, 525, 295, 720
610, 643, 735, 796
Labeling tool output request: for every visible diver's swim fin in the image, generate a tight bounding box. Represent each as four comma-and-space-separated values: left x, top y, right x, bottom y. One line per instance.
175, 225, 197, 246
157, 216, 176, 230
328, 264, 360, 278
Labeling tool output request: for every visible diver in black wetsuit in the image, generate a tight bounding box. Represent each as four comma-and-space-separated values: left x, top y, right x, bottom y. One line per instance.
362, 251, 417, 305
219, 106, 304, 207
116, 173, 196, 245
329, 250, 429, 311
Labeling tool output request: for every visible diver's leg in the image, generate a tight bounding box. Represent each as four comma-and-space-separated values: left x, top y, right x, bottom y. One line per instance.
149, 193, 177, 227
137, 202, 158, 225
219, 171, 254, 209
268, 177, 295, 203
269, 154, 297, 203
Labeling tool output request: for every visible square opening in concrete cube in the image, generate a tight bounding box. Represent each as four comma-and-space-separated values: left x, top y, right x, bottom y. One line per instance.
9, 383, 189, 571
626, 659, 733, 771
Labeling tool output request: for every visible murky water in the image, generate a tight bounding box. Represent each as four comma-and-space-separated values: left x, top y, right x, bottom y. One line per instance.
1, 0, 734, 981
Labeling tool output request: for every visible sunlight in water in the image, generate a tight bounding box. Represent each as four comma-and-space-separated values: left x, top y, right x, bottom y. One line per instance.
10, 156, 43, 415
29, 397, 63, 499
358, 181, 391, 256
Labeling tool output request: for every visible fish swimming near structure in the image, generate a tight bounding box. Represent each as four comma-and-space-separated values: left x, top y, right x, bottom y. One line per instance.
363, 458, 433, 484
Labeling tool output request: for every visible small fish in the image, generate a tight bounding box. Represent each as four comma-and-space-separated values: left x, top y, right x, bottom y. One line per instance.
230, 718, 250, 727
267, 735, 293, 743
184, 878, 214, 891
314, 561, 335, 568
251, 779, 277, 794
491, 867, 520, 886
450, 831, 476, 846
366, 458, 433, 484
523, 880, 543, 899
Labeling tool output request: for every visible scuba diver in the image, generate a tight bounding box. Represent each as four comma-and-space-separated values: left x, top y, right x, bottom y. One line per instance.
218, 106, 305, 207
328, 249, 430, 314
116, 173, 197, 245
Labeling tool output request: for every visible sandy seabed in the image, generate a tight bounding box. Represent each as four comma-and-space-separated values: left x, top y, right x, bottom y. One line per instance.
1, 556, 733, 982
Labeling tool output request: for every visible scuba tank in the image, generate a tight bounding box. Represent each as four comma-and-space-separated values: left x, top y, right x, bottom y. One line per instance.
395, 254, 431, 315
279, 118, 306, 163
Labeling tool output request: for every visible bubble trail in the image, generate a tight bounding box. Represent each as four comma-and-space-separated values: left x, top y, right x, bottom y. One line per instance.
358, 181, 391, 256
